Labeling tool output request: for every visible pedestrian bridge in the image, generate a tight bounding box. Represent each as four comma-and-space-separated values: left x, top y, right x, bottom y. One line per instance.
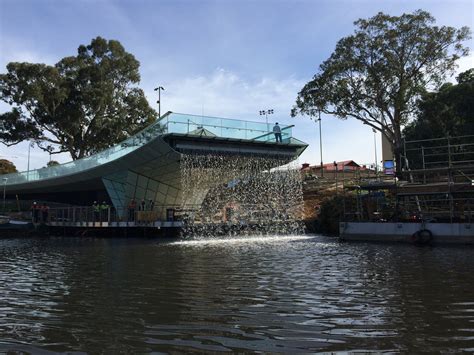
3, 112, 307, 220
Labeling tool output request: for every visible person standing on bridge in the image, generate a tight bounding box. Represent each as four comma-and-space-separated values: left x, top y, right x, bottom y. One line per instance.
273, 122, 282, 143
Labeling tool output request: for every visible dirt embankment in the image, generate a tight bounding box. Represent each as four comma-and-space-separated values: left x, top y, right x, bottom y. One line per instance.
301, 176, 356, 233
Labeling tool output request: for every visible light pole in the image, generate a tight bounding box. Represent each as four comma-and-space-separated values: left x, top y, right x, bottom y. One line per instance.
259, 109, 274, 132
27, 141, 34, 181
154, 86, 165, 118
372, 128, 378, 175
317, 110, 324, 177
2, 177, 7, 212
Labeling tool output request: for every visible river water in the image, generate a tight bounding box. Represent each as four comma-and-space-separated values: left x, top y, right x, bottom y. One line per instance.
0, 235, 473, 353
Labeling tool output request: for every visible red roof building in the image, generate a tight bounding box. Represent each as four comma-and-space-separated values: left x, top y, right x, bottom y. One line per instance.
301, 160, 361, 172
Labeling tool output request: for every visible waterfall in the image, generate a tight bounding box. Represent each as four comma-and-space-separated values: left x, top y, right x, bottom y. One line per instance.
180, 153, 304, 238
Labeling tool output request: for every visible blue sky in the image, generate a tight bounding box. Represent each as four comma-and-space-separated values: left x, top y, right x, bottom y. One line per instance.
1, 0, 473, 171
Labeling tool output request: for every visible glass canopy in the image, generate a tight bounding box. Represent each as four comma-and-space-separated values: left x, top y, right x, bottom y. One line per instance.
2, 113, 302, 185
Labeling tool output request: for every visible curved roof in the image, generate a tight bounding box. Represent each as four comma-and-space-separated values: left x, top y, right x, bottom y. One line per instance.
2, 112, 307, 193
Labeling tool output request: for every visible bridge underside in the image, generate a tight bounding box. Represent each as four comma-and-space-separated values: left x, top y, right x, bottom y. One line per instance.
6, 133, 307, 218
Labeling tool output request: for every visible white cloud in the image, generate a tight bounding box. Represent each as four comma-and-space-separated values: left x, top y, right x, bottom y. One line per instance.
0, 37, 56, 70
143, 68, 381, 167
2, 68, 383, 172
457, 54, 474, 72
442, 54, 474, 84
146, 68, 304, 120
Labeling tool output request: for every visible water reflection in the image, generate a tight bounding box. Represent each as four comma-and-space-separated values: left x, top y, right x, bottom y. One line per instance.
0, 236, 473, 352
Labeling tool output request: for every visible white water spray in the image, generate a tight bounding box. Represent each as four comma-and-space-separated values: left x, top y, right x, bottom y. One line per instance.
179, 153, 305, 238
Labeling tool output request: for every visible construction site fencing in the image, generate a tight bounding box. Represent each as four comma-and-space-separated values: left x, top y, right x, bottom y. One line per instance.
403, 135, 474, 172
342, 191, 474, 223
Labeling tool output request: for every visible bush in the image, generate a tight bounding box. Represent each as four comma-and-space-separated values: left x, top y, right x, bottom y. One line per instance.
318, 194, 356, 235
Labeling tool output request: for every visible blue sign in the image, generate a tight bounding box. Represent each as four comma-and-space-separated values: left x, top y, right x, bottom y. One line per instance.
383, 160, 395, 175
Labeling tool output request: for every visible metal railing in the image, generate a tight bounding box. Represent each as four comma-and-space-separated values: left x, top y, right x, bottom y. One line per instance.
404, 135, 474, 172
3, 112, 302, 186
342, 193, 473, 223
35, 202, 304, 227
161, 113, 295, 142
43, 205, 186, 225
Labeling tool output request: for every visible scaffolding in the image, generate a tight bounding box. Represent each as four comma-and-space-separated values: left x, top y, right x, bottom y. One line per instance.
343, 135, 474, 223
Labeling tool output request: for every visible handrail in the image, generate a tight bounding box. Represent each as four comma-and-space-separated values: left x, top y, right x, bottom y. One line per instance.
2, 113, 169, 184
38, 202, 303, 225
404, 134, 474, 144
3, 114, 299, 186
251, 125, 295, 141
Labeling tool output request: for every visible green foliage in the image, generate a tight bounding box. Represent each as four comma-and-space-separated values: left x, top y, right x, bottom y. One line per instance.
318, 195, 350, 235
0, 37, 158, 160
46, 160, 60, 167
404, 69, 474, 141
0, 159, 17, 174
403, 69, 474, 169
292, 10, 471, 174
457, 68, 474, 84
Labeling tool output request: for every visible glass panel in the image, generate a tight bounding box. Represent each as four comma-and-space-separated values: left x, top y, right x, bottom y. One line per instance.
166, 113, 293, 141
3, 112, 301, 186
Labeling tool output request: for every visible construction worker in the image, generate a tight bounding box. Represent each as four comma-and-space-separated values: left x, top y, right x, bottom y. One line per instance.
100, 201, 109, 222
92, 201, 100, 222
41, 204, 49, 223
128, 199, 137, 221
31, 201, 39, 223
148, 199, 155, 211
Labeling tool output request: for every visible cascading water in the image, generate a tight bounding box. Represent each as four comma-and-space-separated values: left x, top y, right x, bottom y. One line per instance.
179, 153, 304, 238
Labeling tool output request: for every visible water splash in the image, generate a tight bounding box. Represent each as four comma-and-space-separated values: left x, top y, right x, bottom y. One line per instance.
180, 153, 305, 238
169, 235, 315, 246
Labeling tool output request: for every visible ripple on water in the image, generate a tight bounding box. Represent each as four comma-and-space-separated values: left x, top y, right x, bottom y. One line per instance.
0, 236, 473, 353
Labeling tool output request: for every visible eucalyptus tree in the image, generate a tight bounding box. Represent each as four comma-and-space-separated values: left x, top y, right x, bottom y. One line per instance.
404, 68, 474, 141
0, 37, 158, 160
292, 10, 471, 174
0, 159, 17, 174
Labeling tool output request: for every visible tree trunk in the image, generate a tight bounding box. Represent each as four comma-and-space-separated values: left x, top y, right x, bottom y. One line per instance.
393, 124, 404, 178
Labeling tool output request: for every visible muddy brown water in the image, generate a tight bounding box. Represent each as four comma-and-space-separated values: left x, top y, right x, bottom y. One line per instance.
0, 235, 473, 353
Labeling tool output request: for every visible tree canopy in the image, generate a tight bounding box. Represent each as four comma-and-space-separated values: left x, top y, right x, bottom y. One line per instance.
0, 159, 17, 175
292, 10, 471, 174
0, 37, 158, 160
403, 68, 474, 141
45, 160, 60, 168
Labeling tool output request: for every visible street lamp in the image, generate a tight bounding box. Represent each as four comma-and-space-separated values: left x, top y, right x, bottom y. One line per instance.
27, 141, 34, 181
154, 86, 165, 118
372, 128, 378, 175
259, 109, 274, 132
2, 177, 7, 212
317, 110, 324, 177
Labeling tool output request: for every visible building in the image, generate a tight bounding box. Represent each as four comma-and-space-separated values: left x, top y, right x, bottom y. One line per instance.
301, 160, 362, 173
2, 112, 307, 221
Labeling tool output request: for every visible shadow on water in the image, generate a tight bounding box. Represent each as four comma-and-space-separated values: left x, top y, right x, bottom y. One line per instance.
0, 235, 473, 352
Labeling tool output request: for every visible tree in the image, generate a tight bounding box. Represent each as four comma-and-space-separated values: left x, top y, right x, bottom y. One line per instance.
0, 159, 17, 174
0, 37, 158, 160
404, 68, 474, 141
402, 68, 474, 169
45, 160, 60, 168
292, 10, 471, 175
